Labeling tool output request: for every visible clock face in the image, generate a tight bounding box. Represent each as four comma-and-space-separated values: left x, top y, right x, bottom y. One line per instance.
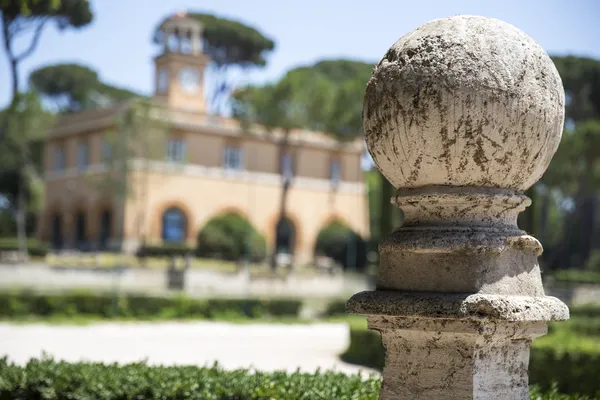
178, 67, 200, 94
157, 69, 169, 94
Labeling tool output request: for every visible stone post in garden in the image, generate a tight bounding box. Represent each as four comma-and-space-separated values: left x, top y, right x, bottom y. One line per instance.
347, 15, 569, 400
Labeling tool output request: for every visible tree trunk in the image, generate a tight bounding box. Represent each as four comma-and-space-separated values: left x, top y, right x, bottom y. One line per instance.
579, 193, 598, 265
538, 189, 550, 245
10, 59, 18, 104
271, 131, 292, 271
16, 168, 28, 259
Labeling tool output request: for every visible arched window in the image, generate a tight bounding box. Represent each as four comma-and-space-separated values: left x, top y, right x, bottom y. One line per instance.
162, 207, 187, 242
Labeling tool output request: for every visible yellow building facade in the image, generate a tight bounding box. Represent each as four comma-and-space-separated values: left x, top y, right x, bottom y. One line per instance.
37, 13, 369, 265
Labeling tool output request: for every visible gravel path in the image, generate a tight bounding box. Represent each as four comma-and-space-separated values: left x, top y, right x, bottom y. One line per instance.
0, 322, 375, 376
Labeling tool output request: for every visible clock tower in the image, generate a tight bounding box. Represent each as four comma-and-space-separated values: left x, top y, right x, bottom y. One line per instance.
153, 12, 209, 113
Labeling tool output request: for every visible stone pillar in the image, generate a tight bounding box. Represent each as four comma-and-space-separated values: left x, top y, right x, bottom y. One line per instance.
191, 25, 203, 55
162, 26, 171, 53
347, 15, 569, 400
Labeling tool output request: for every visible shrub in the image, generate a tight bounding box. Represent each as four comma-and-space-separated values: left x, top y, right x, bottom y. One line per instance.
585, 250, 600, 272
323, 299, 348, 316
569, 304, 600, 318
314, 221, 367, 271
0, 358, 590, 399
0, 237, 49, 257
136, 243, 194, 258
196, 213, 266, 262
0, 358, 380, 400
0, 290, 302, 321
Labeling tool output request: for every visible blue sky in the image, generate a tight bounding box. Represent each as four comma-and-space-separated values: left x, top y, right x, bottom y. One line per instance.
1, 0, 599, 108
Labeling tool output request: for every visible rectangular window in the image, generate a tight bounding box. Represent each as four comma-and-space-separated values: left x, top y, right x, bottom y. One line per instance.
330, 158, 341, 184
54, 146, 65, 171
102, 136, 113, 162
223, 145, 243, 170
76, 141, 89, 171
166, 139, 186, 163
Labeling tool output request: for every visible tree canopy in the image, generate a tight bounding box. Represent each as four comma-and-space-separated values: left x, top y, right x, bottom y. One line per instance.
552, 56, 600, 121
0, 0, 93, 97
521, 56, 600, 270
0, 91, 54, 242
29, 63, 142, 113
232, 59, 374, 140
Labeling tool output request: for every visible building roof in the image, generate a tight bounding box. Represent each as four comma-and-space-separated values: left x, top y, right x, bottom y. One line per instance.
47, 100, 366, 153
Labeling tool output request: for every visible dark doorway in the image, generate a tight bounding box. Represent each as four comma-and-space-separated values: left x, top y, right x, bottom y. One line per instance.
275, 217, 296, 255
75, 211, 86, 249
99, 209, 112, 250
51, 214, 63, 250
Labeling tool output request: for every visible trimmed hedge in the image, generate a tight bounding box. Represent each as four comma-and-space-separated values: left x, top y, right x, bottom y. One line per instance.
323, 299, 348, 316
0, 237, 49, 257
0, 358, 590, 399
341, 315, 600, 397
136, 243, 194, 258
0, 290, 302, 320
197, 213, 266, 262
551, 269, 600, 284
0, 358, 380, 400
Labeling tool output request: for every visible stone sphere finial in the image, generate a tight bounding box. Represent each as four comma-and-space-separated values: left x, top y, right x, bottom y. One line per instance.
364, 15, 565, 191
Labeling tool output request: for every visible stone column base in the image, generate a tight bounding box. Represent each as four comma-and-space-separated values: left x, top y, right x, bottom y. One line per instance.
372, 317, 544, 399
347, 291, 569, 400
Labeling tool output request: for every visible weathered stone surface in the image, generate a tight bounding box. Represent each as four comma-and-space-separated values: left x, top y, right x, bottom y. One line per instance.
363, 15, 565, 191
371, 317, 546, 400
347, 291, 569, 321
381, 186, 545, 295
349, 14, 568, 400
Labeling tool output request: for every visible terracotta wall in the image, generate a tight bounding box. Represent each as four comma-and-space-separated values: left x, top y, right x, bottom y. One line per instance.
124, 170, 369, 264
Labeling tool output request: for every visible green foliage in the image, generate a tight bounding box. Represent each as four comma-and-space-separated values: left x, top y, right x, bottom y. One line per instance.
0, 358, 381, 400
585, 250, 600, 272
315, 220, 367, 270
0, 237, 48, 256
0, 92, 53, 201
29, 63, 142, 112
233, 68, 335, 134
0, 357, 590, 399
340, 310, 600, 397
310, 59, 374, 84
136, 243, 194, 258
0, 290, 303, 320
233, 59, 374, 140
339, 323, 384, 371
531, 339, 600, 396
323, 299, 348, 317
308, 59, 374, 139
551, 269, 600, 284
0, 0, 92, 29
551, 56, 600, 122
569, 304, 600, 318
538, 56, 600, 271
196, 212, 266, 262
